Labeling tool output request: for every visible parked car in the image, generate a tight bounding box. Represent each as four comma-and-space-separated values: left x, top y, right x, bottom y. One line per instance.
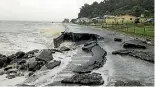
145, 18, 154, 23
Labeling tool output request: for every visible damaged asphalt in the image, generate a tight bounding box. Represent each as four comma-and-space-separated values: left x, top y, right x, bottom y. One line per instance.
49, 23, 154, 86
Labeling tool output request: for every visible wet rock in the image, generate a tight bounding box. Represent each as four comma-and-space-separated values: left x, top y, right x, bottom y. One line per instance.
36, 49, 53, 62
74, 45, 107, 73
125, 81, 143, 86
123, 39, 147, 49
45, 60, 61, 69
114, 38, 122, 42
60, 46, 71, 51
15, 51, 25, 59
0, 69, 4, 75
25, 49, 39, 58
6, 68, 18, 74
0, 54, 7, 68
61, 73, 104, 85
115, 81, 125, 86
28, 72, 34, 77
6, 73, 16, 79
28, 58, 46, 71
18, 59, 27, 65
112, 50, 133, 55
4, 64, 17, 71
112, 50, 154, 63
18, 64, 28, 70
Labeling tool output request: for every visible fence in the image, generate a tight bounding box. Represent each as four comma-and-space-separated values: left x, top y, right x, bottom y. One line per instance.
102, 23, 154, 37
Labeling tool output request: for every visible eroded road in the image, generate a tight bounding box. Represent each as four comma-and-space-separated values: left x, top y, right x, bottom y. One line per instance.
63, 23, 154, 86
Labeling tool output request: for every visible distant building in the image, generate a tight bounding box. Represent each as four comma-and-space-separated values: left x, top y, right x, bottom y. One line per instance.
105, 14, 137, 24
78, 17, 90, 23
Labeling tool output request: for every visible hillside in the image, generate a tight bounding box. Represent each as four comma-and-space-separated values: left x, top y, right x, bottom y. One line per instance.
78, 0, 154, 18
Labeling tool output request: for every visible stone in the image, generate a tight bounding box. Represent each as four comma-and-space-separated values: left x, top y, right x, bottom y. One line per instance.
123, 39, 147, 49
115, 81, 125, 86
112, 50, 133, 55
27, 58, 46, 71
0, 69, 4, 75
0, 54, 7, 68
61, 73, 104, 85
114, 38, 122, 42
18, 59, 27, 65
60, 46, 71, 51
36, 49, 53, 62
15, 51, 25, 59
125, 81, 143, 86
45, 60, 61, 69
6, 73, 16, 79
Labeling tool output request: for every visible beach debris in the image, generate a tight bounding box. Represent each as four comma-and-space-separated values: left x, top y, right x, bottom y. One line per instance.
123, 39, 147, 49
112, 50, 154, 63
74, 45, 107, 73
114, 38, 122, 42
61, 73, 104, 85
35, 49, 53, 62
45, 60, 61, 69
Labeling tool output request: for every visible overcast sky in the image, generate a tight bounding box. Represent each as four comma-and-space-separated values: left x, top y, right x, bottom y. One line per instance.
0, 0, 103, 22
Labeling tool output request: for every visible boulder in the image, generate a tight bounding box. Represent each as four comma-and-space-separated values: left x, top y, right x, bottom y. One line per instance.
61, 73, 104, 85
15, 51, 25, 59
0, 69, 4, 75
36, 49, 53, 62
60, 46, 71, 51
45, 60, 61, 69
25, 49, 39, 58
27, 58, 46, 71
123, 39, 147, 49
18, 59, 27, 65
114, 38, 122, 42
0, 54, 7, 68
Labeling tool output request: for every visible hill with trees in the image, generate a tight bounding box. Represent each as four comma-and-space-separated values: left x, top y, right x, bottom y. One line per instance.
78, 0, 154, 18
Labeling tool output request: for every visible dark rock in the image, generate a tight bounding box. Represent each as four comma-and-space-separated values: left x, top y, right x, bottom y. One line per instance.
60, 46, 71, 51
0, 54, 7, 68
61, 73, 104, 85
18, 64, 28, 70
28, 72, 34, 77
36, 49, 53, 62
114, 38, 122, 42
112, 50, 133, 55
25, 49, 39, 58
28, 58, 46, 71
15, 51, 25, 59
125, 81, 143, 86
115, 81, 125, 86
18, 59, 27, 65
45, 60, 61, 69
0, 69, 4, 75
84, 41, 97, 46
123, 39, 147, 49
74, 45, 107, 73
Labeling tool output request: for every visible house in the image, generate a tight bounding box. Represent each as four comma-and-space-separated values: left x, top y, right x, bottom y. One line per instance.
78, 17, 90, 23
104, 14, 137, 24
91, 17, 104, 23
